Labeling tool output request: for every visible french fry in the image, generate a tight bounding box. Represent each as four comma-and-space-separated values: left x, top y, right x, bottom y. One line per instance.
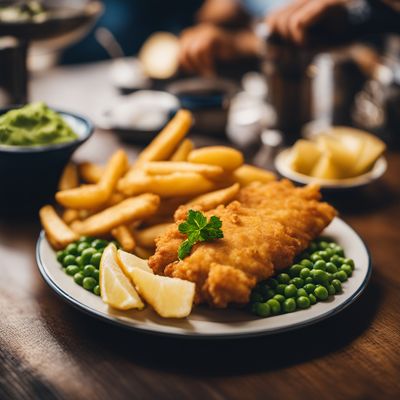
62, 208, 80, 224
170, 139, 194, 161
56, 150, 128, 209
79, 162, 104, 184
107, 192, 125, 206
232, 164, 276, 186
118, 169, 215, 198
134, 246, 154, 260
111, 225, 136, 252
142, 161, 224, 179
134, 109, 192, 167
100, 149, 129, 192
135, 223, 172, 248
186, 183, 240, 210
39, 205, 79, 250
58, 163, 79, 191
56, 184, 108, 210
188, 146, 244, 171
70, 194, 160, 236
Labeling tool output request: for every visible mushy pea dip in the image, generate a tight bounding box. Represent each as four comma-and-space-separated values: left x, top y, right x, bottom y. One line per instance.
0, 102, 78, 146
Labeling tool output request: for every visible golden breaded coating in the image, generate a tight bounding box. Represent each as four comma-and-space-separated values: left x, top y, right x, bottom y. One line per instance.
148, 180, 336, 308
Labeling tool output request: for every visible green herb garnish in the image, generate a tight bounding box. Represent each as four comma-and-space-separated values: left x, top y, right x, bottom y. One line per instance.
178, 209, 223, 260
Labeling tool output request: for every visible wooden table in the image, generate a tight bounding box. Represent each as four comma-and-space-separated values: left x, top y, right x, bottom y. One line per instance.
1, 63, 400, 400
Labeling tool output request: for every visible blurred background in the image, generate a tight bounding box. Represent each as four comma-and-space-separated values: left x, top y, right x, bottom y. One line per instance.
1, 0, 400, 155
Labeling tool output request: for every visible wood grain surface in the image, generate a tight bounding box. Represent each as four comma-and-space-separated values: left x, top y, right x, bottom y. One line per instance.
1, 127, 400, 400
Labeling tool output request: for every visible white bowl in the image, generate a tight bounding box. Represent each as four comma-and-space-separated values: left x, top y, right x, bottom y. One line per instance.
275, 148, 387, 190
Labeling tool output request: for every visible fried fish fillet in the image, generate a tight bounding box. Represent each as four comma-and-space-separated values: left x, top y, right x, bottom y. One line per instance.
148, 180, 336, 308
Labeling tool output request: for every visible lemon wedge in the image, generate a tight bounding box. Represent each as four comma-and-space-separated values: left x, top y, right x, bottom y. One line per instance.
130, 268, 195, 318
290, 139, 322, 175
100, 244, 144, 310
117, 248, 153, 278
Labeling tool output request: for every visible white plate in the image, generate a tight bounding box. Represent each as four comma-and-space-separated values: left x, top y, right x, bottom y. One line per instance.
36, 218, 371, 339
275, 148, 387, 190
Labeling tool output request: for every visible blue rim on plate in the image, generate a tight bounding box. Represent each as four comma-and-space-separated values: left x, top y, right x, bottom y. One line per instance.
36, 219, 372, 340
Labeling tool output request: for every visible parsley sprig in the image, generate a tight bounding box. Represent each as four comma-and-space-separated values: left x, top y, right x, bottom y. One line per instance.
178, 209, 223, 260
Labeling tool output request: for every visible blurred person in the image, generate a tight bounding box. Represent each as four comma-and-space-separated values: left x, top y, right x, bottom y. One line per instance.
178, 0, 283, 75
62, 0, 202, 64
179, 0, 400, 76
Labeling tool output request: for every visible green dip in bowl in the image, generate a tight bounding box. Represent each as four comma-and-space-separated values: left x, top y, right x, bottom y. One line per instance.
0, 102, 78, 146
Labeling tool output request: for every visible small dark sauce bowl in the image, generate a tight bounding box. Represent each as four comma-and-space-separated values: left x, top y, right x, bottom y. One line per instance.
0, 105, 93, 213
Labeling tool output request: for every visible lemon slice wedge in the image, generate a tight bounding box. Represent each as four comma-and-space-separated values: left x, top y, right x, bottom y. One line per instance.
100, 244, 144, 310
117, 249, 153, 279
131, 268, 195, 318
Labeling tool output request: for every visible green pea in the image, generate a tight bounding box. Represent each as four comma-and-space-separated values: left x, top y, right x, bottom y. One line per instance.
65, 265, 80, 276
276, 284, 287, 295
261, 286, 275, 300
304, 283, 316, 294
317, 251, 330, 261
81, 248, 97, 264
334, 270, 348, 282
335, 246, 345, 256
92, 269, 100, 282
75, 256, 83, 268
83, 265, 96, 277
326, 284, 336, 296
314, 285, 329, 300
284, 284, 297, 298
290, 277, 304, 288
74, 272, 84, 286
300, 268, 311, 279
297, 296, 311, 309
256, 302, 271, 317
300, 259, 313, 269
313, 260, 326, 270
325, 262, 338, 273
266, 278, 278, 289
273, 294, 285, 303
297, 288, 307, 297
56, 250, 66, 263
310, 253, 322, 262
308, 293, 317, 304
65, 243, 79, 256
310, 269, 329, 284
330, 255, 342, 267
93, 285, 101, 296
91, 239, 108, 250
277, 273, 290, 284
77, 242, 90, 254
62, 254, 76, 267
283, 298, 296, 313
341, 264, 353, 277
325, 248, 335, 257
78, 236, 92, 243
266, 299, 281, 315
83, 277, 97, 291
332, 279, 342, 293
250, 291, 263, 303
90, 252, 102, 268
344, 258, 355, 269
319, 241, 329, 250
289, 264, 303, 278
305, 277, 313, 284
